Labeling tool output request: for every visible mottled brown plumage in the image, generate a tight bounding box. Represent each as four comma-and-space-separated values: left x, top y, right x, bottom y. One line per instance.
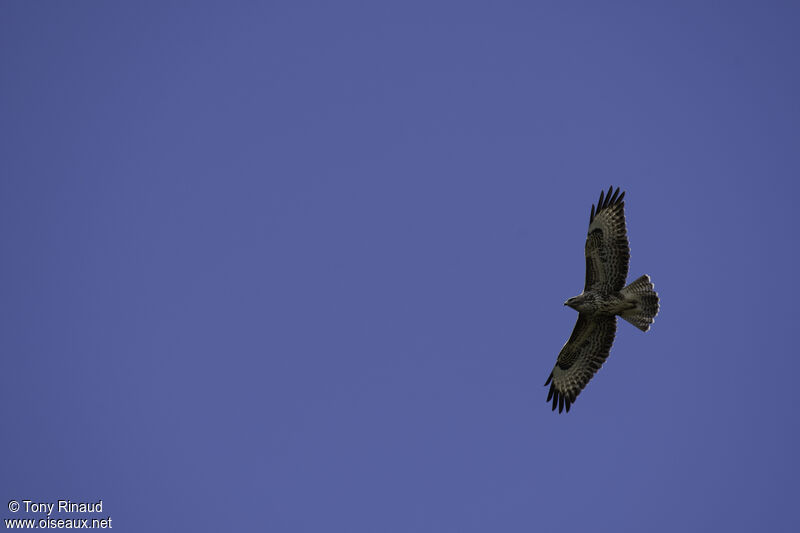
545, 187, 659, 413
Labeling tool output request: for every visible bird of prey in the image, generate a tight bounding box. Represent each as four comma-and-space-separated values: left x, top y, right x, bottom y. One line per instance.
544, 186, 659, 413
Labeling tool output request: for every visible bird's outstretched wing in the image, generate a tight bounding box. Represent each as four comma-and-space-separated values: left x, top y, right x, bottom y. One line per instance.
544, 315, 617, 413
584, 186, 629, 293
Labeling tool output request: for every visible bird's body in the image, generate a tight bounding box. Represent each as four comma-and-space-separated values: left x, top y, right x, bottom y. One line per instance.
565, 291, 634, 316
545, 187, 659, 413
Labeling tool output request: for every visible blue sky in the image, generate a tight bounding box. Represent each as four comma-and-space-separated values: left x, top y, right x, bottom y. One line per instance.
2, 2, 798, 531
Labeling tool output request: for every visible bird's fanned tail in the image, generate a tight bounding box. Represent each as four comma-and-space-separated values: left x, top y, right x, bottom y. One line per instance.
620, 274, 659, 332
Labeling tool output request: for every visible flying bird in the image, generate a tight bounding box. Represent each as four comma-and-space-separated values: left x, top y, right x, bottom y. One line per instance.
544, 186, 659, 413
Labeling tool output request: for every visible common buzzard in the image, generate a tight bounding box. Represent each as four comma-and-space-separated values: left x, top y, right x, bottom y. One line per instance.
544, 187, 659, 413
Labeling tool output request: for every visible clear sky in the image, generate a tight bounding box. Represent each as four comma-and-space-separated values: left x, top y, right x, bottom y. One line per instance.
2, 2, 798, 531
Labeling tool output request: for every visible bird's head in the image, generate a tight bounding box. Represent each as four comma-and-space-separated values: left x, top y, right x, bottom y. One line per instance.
564, 295, 584, 310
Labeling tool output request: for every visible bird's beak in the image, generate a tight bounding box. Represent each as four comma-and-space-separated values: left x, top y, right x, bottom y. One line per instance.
564, 301, 569, 306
